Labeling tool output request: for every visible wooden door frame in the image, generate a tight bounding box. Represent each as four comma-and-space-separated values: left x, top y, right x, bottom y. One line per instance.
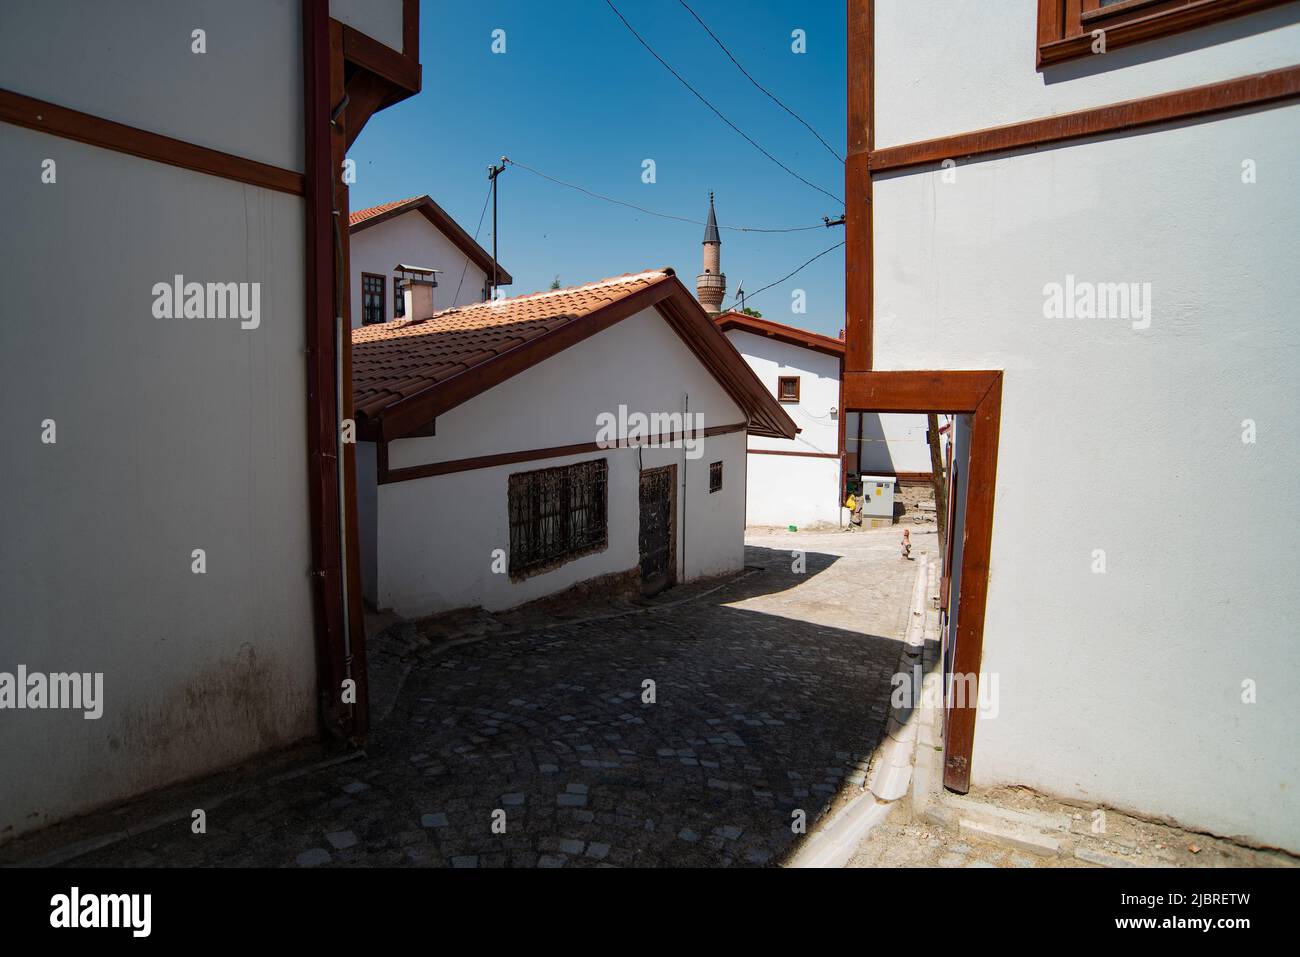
842, 371, 1002, 793
845, 0, 1004, 794
638, 463, 678, 594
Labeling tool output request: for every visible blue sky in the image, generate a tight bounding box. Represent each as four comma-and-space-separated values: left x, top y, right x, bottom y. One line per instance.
347, 0, 848, 337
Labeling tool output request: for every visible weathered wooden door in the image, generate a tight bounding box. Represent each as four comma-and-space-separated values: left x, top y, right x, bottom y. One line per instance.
638, 465, 676, 596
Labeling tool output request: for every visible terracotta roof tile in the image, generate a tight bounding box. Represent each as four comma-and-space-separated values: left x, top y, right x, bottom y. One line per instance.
348, 196, 424, 228
352, 270, 671, 420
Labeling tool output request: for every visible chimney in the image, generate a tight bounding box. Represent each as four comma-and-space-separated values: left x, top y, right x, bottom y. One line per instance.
395, 264, 441, 322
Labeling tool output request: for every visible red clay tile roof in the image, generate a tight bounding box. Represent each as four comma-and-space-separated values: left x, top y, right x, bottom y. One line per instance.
352, 270, 666, 420
348, 195, 512, 285
349, 196, 424, 228
350, 269, 797, 441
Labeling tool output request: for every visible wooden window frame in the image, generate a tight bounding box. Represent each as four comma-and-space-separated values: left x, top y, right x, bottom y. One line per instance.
709, 461, 723, 494
1036, 0, 1293, 68
361, 272, 386, 326
777, 375, 801, 404
393, 276, 405, 319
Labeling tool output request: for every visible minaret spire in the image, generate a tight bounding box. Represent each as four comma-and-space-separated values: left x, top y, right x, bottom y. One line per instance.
696, 192, 726, 315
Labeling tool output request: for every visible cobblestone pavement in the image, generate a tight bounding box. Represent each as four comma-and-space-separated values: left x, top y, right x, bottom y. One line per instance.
49, 526, 928, 868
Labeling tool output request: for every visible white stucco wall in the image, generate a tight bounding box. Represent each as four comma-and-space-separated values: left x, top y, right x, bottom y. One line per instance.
874, 0, 1300, 148
0, 129, 317, 842
350, 209, 491, 328
743, 454, 840, 529
872, 60, 1300, 850
366, 307, 749, 616
330, 0, 404, 52
723, 329, 843, 527
0, 0, 304, 172
846, 412, 934, 476
724, 330, 841, 454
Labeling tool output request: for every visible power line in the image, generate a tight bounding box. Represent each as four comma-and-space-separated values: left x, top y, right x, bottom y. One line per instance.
602, 0, 843, 207
724, 240, 845, 311
675, 0, 844, 164
454, 181, 493, 303
503, 157, 828, 233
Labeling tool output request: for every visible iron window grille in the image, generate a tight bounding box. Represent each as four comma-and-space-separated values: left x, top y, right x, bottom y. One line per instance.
709, 461, 723, 493
778, 375, 800, 403
508, 458, 608, 578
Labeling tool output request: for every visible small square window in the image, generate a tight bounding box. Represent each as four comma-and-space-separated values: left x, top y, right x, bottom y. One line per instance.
709, 461, 723, 494
777, 376, 800, 403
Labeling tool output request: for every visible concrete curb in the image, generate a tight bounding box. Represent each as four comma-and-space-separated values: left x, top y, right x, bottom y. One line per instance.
789, 556, 931, 868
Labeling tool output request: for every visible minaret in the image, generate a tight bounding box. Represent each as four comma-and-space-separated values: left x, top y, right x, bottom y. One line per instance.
696, 192, 726, 315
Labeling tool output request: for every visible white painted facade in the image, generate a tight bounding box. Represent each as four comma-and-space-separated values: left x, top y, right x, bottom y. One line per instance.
873, 1, 1300, 849
360, 308, 749, 617
0, 1, 325, 844
721, 329, 841, 528
350, 207, 493, 328
845, 412, 934, 478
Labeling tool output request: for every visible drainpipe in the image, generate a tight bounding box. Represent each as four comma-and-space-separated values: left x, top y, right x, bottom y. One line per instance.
682, 391, 688, 582
330, 127, 355, 729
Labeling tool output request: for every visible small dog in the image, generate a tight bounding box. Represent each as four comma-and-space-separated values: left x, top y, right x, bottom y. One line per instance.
901, 528, 912, 560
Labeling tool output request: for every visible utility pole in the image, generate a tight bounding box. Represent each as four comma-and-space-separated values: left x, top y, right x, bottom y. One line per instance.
487, 157, 506, 300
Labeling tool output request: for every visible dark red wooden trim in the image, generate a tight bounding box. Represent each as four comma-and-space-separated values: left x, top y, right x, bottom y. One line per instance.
380, 422, 749, 485
1038, 0, 1294, 67
855, 469, 936, 483
843, 370, 1001, 413
331, 17, 370, 740
0, 87, 304, 195
870, 64, 1300, 172
748, 447, 840, 460
341, 23, 421, 93
715, 311, 846, 356
837, 354, 847, 498
843, 369, 1003, 793
845, 0, 873, 374
304, 1, 351, 741
653, 288, 799, 441
403, 0, 420, 59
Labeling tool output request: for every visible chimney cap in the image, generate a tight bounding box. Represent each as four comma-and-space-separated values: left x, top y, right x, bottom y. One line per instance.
392, 261, 439, 276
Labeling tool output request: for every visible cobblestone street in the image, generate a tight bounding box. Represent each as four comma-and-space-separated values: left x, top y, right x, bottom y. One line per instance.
23, 526, 929, 868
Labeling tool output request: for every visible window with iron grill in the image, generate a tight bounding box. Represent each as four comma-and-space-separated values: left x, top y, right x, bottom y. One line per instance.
709, 461, 723, 493
361, 273, 385, 325
393, 276, 405, 318
508, 458, 608, 578
778, 376, 800, 403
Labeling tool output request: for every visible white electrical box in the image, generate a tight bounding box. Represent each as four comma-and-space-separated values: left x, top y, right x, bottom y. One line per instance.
859, 475, 897, 527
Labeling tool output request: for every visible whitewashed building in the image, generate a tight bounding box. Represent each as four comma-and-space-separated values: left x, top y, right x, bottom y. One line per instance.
848, 0, 1300, 850
352, 268, 796, 618
349, 194, 511, 328
0, 0, 421, 843
714, 312, 846, 528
